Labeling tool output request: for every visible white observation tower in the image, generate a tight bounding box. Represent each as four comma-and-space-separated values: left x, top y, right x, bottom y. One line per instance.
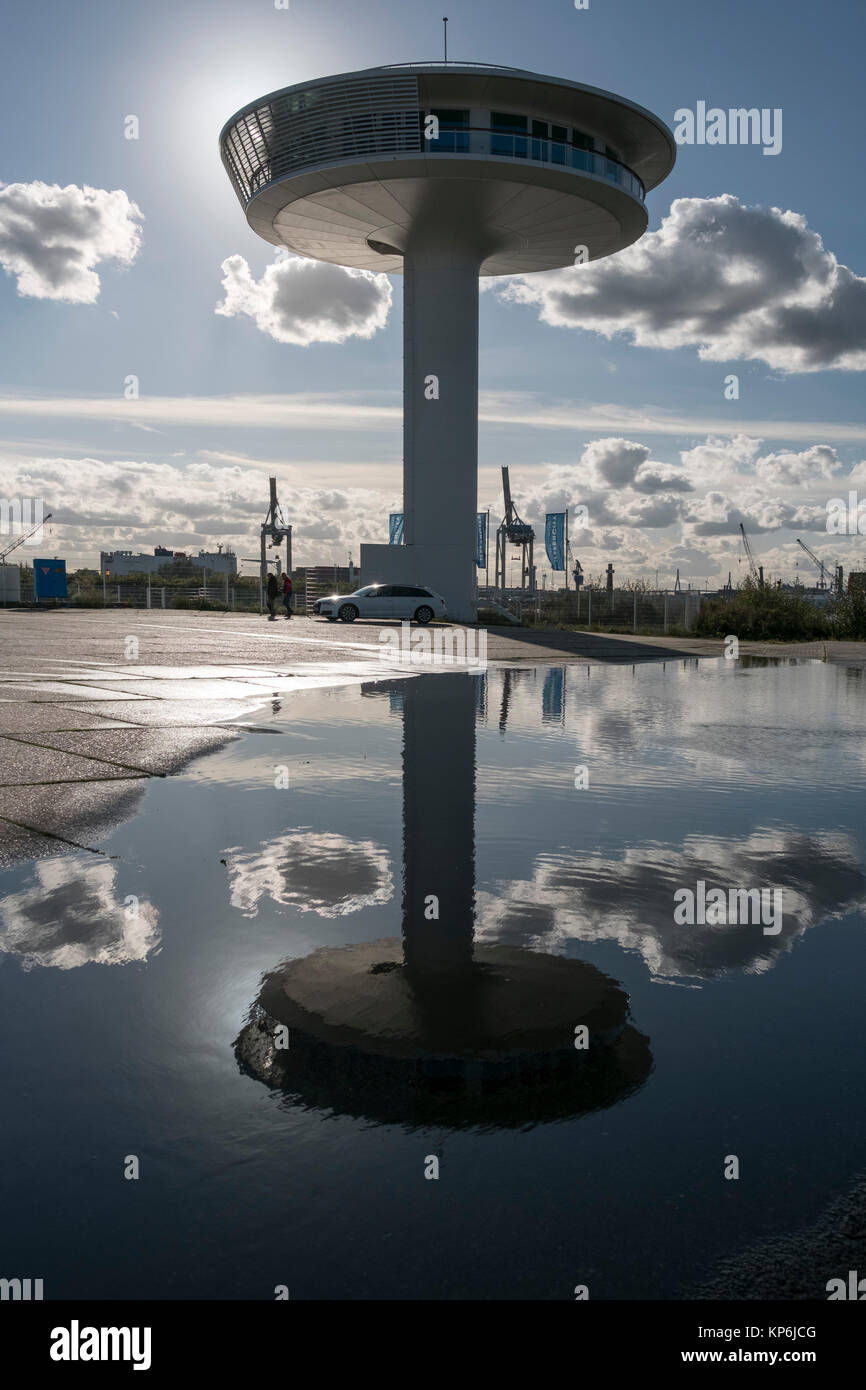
220, 62, 675, 621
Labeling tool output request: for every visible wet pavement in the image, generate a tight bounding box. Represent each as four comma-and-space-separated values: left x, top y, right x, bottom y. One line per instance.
2, 612, 864, 865
0, 644, 865, 1299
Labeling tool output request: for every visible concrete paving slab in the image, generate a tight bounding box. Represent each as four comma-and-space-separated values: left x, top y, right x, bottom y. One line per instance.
28, 726, 237, 775
0, 818, 72, 868
0, 735, 148, 787
0, 780, 147, 848
0, 681, 146, 701
64, 699, 268, 727
0, 704, 137, 735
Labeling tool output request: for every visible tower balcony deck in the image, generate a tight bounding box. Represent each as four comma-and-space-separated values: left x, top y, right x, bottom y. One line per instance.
238, 128, 645, 207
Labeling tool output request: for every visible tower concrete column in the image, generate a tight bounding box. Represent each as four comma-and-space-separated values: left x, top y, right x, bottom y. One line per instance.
402, 240, 482, 623
401, 672, 477, 976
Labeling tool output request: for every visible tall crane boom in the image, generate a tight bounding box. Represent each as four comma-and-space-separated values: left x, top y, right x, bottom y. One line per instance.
500, 467, 515, 525
0, 512, 52, 563
259, 477, 292, 604
796, 537, 842, 594
738, 521, 757, 579
495, 466, 535, 597
796, 537, 827, 588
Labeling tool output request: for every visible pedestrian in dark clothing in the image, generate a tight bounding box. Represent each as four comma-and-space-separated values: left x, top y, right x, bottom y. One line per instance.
282, 572, 293, 619
266, 572, 279, 620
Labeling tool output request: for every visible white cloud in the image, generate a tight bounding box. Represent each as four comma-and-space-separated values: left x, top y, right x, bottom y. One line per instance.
0, 860, 159, 969
0, 181, 143, 302
679, 434, 762, 481
216, 254, 392, 345
684, 489, 828, 537
0, 451, 402, 568
497, 195, 866, 372
476, 828, 866, 981
225, 831, 393, 917
2, 431, 860, 583
755, 444, 842, 487
581, 437, 650, 487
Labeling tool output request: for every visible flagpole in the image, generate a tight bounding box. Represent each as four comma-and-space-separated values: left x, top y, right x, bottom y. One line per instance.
486, 508, 490, 588
564, 507, 569, 593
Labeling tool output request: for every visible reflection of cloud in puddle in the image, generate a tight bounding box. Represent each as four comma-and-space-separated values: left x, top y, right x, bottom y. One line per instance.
225, 831, 393, 918
0, 860, 160, 970
477, 829, 866, 981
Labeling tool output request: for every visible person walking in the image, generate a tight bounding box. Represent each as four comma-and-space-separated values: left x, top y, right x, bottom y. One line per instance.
266, 571, 279, 620
282, 571, 293, 619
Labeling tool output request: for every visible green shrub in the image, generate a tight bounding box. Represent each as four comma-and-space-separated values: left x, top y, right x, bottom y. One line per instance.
831, 588, 866, 639
695, 577, 830, 641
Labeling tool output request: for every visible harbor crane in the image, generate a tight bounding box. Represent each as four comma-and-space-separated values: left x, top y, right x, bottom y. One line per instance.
494, 467, 535, 597
738, 522, 764, 588
796, 537, 843, 596
260, 477, 292, 607
0, 511, 52, 564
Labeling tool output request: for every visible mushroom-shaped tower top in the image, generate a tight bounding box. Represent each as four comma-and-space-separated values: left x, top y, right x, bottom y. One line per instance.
220, 62, 675, 276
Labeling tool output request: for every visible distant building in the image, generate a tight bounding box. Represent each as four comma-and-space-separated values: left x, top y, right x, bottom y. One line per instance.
100, 547, 237, 577
0, 561, 21, 603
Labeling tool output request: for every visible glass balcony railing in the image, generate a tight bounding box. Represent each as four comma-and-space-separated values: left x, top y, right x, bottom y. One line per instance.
429, 127, 645, 201
237, 123, 645, 205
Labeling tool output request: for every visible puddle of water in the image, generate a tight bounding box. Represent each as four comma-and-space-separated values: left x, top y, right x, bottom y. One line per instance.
1, 660, 865, 1299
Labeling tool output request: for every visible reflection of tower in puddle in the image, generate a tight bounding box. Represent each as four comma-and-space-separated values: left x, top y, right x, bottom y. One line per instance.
236, 674, 651, 1128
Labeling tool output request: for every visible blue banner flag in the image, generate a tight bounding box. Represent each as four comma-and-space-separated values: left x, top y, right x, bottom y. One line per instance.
542, 666, 564, 722
388, 513, 404, 545
545, 512, 566, 570
475, 512, 487, 568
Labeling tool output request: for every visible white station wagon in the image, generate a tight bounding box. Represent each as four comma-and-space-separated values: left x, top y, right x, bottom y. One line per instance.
314, 584, 447, 624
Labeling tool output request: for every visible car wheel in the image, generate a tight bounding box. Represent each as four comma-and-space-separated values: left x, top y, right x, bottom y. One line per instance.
338, 604, 358, 623
414, 605, 434, 625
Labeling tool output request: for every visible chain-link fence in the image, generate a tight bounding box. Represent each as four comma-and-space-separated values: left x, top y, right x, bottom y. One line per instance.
572, 588, 703, 633
6, 571, 269, 611
481, 587, 704, 633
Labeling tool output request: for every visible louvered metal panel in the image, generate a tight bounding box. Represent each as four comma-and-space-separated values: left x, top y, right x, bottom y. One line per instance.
221, 74, 422, 208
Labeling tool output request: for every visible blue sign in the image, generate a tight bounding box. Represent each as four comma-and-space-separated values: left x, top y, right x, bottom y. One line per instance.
545, 512, 566, 570
34, 558, 67, 600
388, 513, 404, 545
475, 512, 487, 568
542, 667, 564, 722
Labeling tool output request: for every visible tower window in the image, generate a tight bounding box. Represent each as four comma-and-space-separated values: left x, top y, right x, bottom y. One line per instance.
425, 108, 469, 151
491, 111, 527, 157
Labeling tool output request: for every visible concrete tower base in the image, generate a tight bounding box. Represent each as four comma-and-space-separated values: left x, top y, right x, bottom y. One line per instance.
360, 541, 477, 623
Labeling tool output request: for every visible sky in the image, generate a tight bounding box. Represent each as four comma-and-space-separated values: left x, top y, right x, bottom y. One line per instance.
1, 0, 865, 588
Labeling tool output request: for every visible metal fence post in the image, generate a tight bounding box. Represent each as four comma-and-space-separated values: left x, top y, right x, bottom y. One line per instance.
633, 590, 637, 632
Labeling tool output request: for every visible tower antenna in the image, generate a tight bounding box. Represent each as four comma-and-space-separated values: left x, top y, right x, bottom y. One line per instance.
443, 17, 448, 63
